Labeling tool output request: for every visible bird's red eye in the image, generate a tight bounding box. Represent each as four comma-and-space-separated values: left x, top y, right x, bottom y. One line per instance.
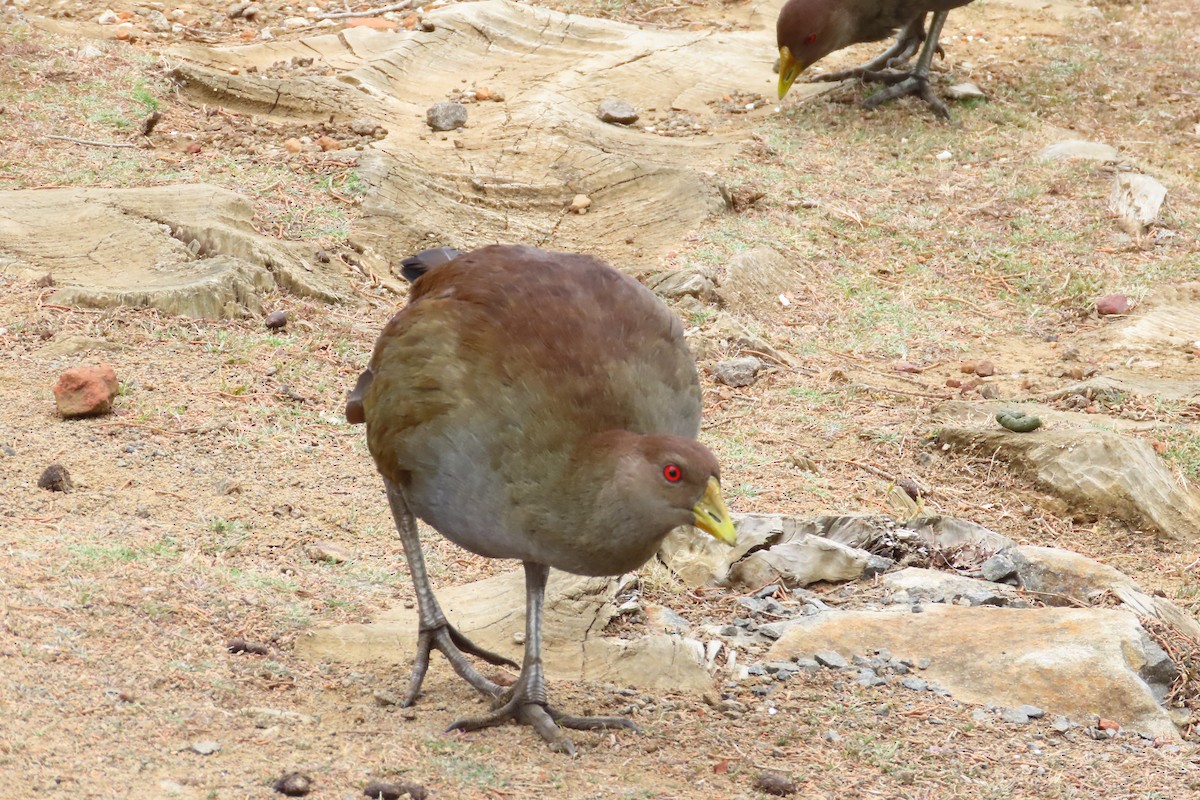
806, 33, 817, 44
663, 465, 682, 483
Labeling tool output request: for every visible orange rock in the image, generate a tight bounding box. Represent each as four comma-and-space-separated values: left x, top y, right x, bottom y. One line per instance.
317, 135, 342, 151
345, 17, 398, 30
53, 364, 119, 418
283, 138, 303, 153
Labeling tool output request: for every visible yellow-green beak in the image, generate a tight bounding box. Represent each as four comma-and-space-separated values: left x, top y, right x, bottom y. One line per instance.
778, 46, 806, 100
692, 476, 737, 545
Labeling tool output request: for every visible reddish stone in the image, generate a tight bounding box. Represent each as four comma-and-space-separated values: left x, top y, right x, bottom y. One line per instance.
344, 17, 398, 29
53, 364, 118, 418
1096, 294, 1131, 315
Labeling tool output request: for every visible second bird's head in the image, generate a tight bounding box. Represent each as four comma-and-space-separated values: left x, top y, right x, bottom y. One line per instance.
776, 0, 848, 98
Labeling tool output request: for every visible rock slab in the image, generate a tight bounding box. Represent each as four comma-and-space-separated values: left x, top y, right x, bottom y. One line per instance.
768, 604, 1180, 740
295, 568, 713, 691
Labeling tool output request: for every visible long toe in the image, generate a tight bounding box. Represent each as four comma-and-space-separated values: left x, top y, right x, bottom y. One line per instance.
547, 708, 639, 732
404, 625, 505, 706
862, 76, 951, 119
449, 695, 577, 754
448, 625, 519, 669
448, 697, 636, 755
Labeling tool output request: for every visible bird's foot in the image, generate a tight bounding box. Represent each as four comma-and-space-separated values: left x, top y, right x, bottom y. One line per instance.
403, 622, 517, 706
450, 695, 638, 756
862, 74, 950, 119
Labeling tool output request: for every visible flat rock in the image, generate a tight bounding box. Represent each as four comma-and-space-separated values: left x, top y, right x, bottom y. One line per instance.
305, 541, 352, 563
935, 401, 1200, 541
1110, 173, 1166, 234
0, 185, 347, 319
716, 247, 798, 313
646, 268, 715, 300
1038, 139, 1118, 162
712, 356, 762, 388
37, 336, 126, 357
769, 605, 1181, 740
728, 537, 869, 590
946, 82, 985, 100
295, 569, 712, 691
659, 513, 1012, 589
1007, 545, 1133, 605
883, 567, 1016, 605
1098, 282, 1200, 355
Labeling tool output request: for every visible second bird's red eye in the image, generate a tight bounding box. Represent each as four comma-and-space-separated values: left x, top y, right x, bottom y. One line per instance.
806, 33, 817, 44
663, 465, 682, 483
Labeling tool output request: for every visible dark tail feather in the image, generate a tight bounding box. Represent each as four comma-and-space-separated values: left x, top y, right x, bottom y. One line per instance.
399, 247, 463, 283
345, 368, 373, 425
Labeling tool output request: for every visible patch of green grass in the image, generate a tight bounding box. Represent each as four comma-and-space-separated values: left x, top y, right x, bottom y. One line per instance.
68, 543, 141, 565
434, 755, 503, 789
1161, 430, 1200, 482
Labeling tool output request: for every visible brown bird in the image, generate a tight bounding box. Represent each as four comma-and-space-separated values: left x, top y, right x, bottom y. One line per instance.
776, 0, 974, 118
346, 244, 736, 754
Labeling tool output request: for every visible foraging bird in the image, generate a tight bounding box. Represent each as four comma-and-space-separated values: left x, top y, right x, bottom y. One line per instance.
776, 0, 975, 118
347, 244, 736, 754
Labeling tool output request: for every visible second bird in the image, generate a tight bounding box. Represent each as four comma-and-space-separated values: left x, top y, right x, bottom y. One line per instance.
776, 0, 975, 117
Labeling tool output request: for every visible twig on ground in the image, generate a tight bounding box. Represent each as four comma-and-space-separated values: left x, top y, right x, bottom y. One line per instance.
850, 383, 951, 401
45, 134, 138, 148
836, 459, 896, 483
314, 0, 414, 18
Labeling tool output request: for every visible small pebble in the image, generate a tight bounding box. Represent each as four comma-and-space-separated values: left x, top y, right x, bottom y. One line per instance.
38, 463, 74, 492
265, 310, 288, 329
227, 638, 269, 655
363, 780, 427, 800
1096, 294, 1130, 315
754, 771, 796, 797
597, 98, 639, 125
426, 102, 468, 132
273, 772, 313, 797
814, 650, 848, 669
190, 740, 221, 755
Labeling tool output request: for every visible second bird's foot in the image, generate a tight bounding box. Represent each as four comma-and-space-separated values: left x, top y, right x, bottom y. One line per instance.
862, 75, 950, 119
450, 698, 638, 756
403, 623, 517, 706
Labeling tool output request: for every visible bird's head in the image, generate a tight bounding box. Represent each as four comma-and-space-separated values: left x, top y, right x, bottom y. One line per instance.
776, 0, 850, 99
613, 434, 737, 546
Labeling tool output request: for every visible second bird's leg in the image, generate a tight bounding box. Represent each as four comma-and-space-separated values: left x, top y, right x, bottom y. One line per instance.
449, 562, 638, 756
385, 482, 515, 705
861, 10, 951, 118
811, 15, 929, 82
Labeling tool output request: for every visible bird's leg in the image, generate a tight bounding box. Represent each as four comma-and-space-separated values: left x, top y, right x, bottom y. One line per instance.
861, 10, 952, 118
810, 15, 928, 82
449, 562, 638, 756
384, 482, 515, 705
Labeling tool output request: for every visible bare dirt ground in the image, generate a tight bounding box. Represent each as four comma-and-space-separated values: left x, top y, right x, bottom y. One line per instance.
3, 0, 1200, 797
